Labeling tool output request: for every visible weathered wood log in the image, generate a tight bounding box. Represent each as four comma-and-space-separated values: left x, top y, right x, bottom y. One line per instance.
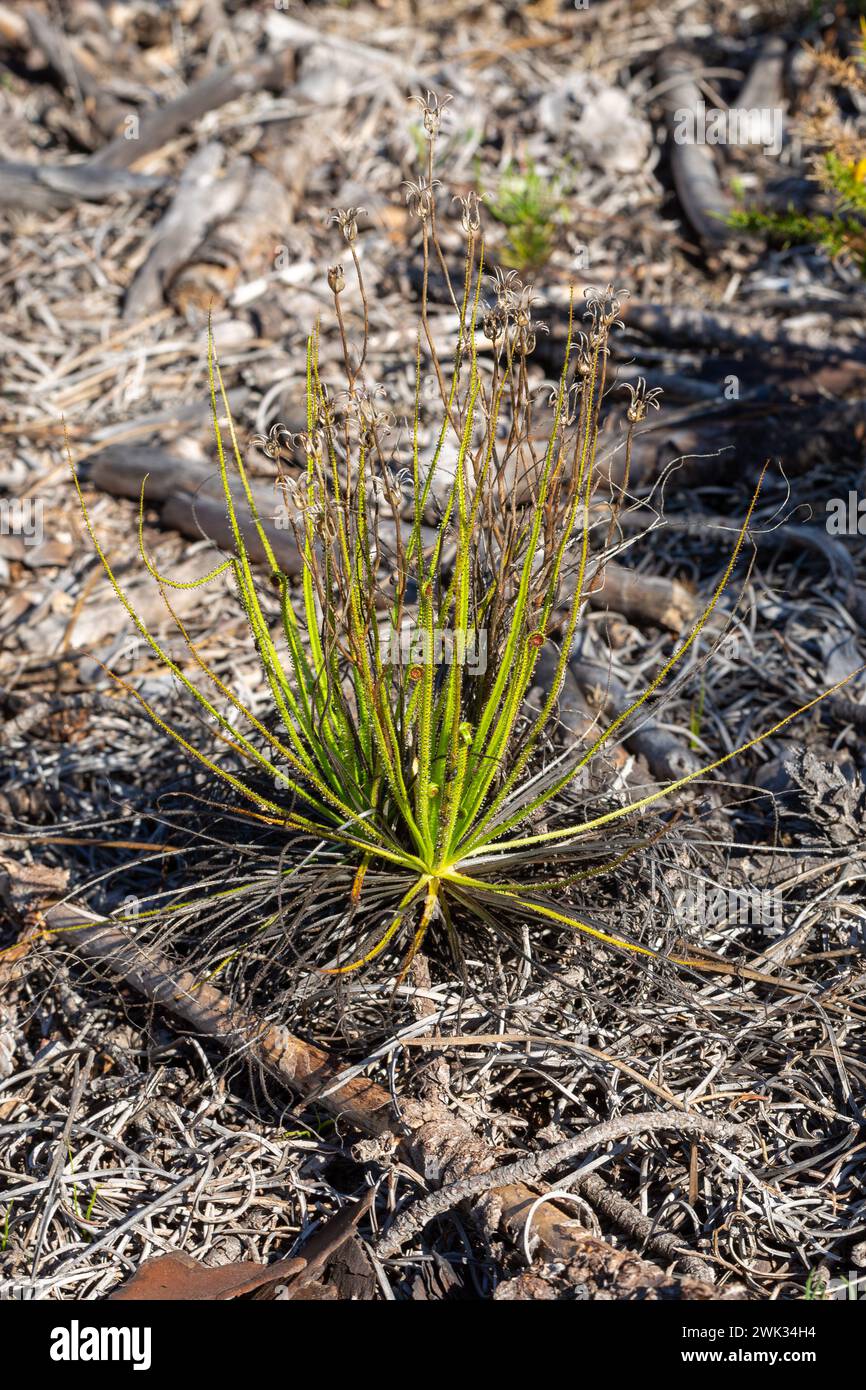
160, 490, 303, 574
620, 300, 866, 365
737, 35, 787, 112
123, 145, 250, 320
169, 166, 294, 314
569, 656, 704, 785
585, 561, 696, 633
88, 387, 251, 447
0, 46, 293, 212
85, 443, 304, 575
492, 1207, 744, 1300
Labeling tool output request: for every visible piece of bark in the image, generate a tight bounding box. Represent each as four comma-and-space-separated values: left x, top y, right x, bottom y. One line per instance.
494, 1197, 733, 1299
108, 1251, 307, 1301
124, 145, 250, 320
89, 387, 250, 446
492, 1204, 743, 1300
657, 49, 733, 250
38, 903, 729, 1298
109, 1190, 372, 1300
87, 445, 214, 502
825, 693, 866, 732
89, 48, 295, 172
251, 1189, 374, 1299
159, 491, 302, 573
324, 1237, 378, 1302
170, 166, 295, 314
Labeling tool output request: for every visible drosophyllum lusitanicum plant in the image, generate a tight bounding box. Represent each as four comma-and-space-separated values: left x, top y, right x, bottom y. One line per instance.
71, 92, 859, 993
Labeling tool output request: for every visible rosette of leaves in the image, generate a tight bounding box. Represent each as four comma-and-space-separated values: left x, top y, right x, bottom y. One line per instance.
69, 147, 858, 997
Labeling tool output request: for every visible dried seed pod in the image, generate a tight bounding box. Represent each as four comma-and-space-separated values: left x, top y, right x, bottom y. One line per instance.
411, 90, 453, 139
583, 283, 627, 333
403, 178, 441, 222
622, 377, 664, 423
327, 206, 366, 243
453, 190, 484, 234
252, 423, 292, 459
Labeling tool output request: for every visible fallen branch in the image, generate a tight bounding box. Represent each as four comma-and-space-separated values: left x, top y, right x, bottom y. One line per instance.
571, 1170, 715, 1283
85, 444, 304, 575
22, 6, 131, 142
0, 46, 292, 211
621, 300, 866, 366
37, 901, 731, 1297
375, 1112, 744, 1259
569, 656, 703, 785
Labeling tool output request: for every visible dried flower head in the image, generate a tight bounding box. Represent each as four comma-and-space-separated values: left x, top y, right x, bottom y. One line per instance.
573, 331, 595, 378
252, 422, 292, 459
486, 267, 525, 314
355, 390, 394, 447
453, 190, 484, 235
315, 509, 338, 544
483, 306, 503, 340
622, 377, 664, 423
281, 477, 322, 517
512, 317, 547, 356
583, 283, 627, 334
290, 429, 323, 461
547, 380, 582, 426
327, 207, 366, 243
327, 264, 346, 294
411, 90, 453, 139
403, 177, 441, 222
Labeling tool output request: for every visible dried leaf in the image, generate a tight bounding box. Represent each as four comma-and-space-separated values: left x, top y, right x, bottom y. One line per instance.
109, 1251, 306, 1301
110, 1191, 374, 1300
